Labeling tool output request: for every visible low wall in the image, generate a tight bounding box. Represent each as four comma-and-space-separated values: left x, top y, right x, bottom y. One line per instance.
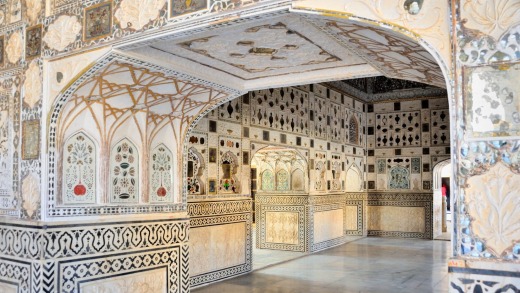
187, 198, 252, 288
0, 217, 190, 293
255, 193, 367, 253
367, 192, 433, 239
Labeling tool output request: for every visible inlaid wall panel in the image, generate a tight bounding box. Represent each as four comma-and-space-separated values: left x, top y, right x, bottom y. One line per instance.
188, 199, 252, 287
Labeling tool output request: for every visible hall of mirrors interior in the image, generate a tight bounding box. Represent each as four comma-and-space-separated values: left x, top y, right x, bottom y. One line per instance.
186, 76, 451, 273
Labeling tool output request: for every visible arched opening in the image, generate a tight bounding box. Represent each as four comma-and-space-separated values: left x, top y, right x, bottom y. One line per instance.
46, 4, 455, 292
250, 146, 309, 268
433, 159, 452, 241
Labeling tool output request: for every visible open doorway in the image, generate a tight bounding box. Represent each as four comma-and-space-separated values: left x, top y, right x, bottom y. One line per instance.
250, 146, 309, 269
433, 160, 452, 241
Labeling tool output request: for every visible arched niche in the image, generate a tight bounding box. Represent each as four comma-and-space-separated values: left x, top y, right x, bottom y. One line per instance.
62, 131, 97, 205
219, 151, 239, 193
252, 146, 309, 193
150, 144, 174, 203
345, 164, 363, 192
110, 138, 139, 203
187, 147, 205, 195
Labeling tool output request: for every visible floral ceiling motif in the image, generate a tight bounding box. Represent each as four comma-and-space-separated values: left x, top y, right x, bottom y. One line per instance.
465, 163, 520, 256
5, 31, 22, 64
43, 15, 82, 52
115, 0, 165, 31
24, 61, 42, 109
292, 0, 451, 66
461, 0, 520, 41
145, 14, 374, 81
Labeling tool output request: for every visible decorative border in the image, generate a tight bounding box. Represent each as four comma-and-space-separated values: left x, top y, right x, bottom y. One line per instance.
187, 199, 252, 217
345, 200, 364, 236
0, 258, 30, 293
0, 219, 189, 293
310, 203, 347, 252
449, 267, 520, 293
60, 249, 178, 293
257, 204, 307, 252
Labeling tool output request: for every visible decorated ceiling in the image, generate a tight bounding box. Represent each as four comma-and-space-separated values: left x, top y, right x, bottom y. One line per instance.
124, 12, 444, 90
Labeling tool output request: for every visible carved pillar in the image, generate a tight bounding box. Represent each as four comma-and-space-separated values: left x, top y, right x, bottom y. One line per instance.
449, 2, 520, 291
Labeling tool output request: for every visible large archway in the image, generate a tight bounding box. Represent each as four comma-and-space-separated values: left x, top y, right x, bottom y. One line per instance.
43, 3, 456, 292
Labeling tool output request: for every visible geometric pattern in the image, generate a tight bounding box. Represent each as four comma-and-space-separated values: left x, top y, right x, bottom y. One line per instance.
311, 17, 445, 88
0, 219, 189, 293
367, 192, 433, 239
188, 199, 252, 288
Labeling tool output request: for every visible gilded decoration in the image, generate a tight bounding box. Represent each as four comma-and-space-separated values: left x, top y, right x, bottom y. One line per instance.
84, 2, 113, 41
25, 0, 42, 25
23, 60, 41, 109
114, 0, 164, 31
171, 0, 207, 17
5, 30, 22, 65
464, 62, 520, 138
25, 25, 42, 59
465, 163, 520, 256
22, 120, 40, 160
43, 15, 82, 52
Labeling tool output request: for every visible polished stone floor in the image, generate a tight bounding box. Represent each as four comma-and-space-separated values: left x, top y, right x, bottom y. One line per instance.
194, 237, 451, 293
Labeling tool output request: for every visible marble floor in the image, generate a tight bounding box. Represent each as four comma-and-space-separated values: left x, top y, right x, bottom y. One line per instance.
194, 237, 451, 293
